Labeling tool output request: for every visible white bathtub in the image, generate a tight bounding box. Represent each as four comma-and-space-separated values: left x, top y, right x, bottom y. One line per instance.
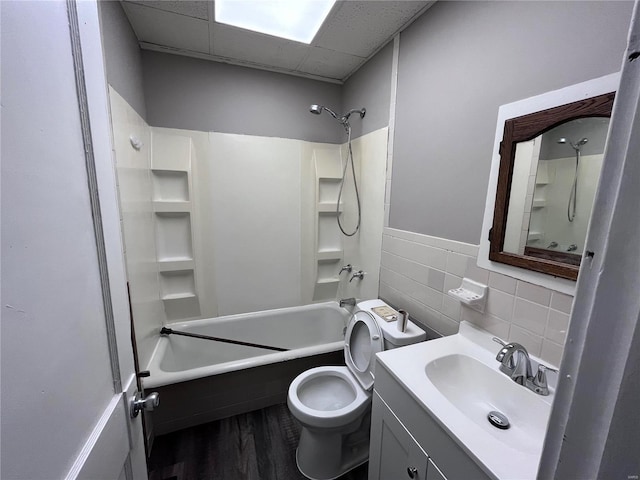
143, 301, 350, 389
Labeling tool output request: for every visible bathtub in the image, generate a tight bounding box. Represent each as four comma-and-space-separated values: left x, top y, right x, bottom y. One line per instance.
143, 302, 350, 435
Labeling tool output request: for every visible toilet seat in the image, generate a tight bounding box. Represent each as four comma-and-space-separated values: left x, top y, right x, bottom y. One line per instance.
344, 310, 384, 391
287, 310, 384, 429
288, 366, 370, 428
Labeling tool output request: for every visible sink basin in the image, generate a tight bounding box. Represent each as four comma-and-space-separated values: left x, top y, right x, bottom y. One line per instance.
374, 321, 555, 480
425, 354, 548, 454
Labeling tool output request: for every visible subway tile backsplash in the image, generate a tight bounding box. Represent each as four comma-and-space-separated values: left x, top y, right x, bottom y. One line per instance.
379, 227, 572, 366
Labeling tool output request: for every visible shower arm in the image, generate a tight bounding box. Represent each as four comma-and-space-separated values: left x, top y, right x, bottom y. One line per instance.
342, 108, 366, 120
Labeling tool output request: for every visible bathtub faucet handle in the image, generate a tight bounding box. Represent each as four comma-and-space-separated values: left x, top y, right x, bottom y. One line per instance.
350, 270, 365, 283
339, 264, 353, 275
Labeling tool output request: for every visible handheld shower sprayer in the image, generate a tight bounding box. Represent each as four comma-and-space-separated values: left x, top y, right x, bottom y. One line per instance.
308, 104, 366, 129
308, 103, 367, 236
557, 137, 589, 222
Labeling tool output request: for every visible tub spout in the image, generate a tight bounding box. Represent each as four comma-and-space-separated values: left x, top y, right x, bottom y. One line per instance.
339, 298, 357, 308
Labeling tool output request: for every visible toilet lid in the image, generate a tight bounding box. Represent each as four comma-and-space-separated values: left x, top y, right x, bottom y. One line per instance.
344, 310, 384, 391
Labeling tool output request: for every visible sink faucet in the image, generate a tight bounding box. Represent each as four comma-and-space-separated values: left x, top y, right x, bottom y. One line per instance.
493, 338, 557, 395
495, 340, 532, 385
339, 298, 356, 308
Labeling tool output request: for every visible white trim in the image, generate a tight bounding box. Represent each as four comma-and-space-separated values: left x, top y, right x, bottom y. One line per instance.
384, 227, 479, 257
478, 72, 620, 296
65, 395, 130, 480
384, 35, 400, 229
139, 42, 345, 85
75, 1, 147, 478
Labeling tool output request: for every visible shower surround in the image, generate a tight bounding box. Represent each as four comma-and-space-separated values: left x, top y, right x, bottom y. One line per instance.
109, 88, 388, 375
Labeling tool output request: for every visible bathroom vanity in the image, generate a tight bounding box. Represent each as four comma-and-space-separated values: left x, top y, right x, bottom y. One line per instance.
369, 369, 486, 480
368, 322, 554, 480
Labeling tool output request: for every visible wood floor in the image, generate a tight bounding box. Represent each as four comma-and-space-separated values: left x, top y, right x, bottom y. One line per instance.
148, 403, 368, 480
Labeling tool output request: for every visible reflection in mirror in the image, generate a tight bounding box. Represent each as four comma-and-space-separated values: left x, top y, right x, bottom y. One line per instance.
488, 90, 614, 281
504, 117, 609, 265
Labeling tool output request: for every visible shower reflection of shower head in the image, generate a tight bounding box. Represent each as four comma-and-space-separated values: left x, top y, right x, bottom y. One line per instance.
557, 137, 588, 151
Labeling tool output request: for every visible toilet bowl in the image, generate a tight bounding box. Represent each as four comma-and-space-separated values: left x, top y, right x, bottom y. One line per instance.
287, 300, 426, 480
288, 366, 369, 429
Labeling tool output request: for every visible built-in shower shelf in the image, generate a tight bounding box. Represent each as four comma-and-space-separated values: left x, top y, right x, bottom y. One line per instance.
316, 277, 340, 285
528, 231, 543, 241
162, 292, 197, 301
317, 249, 343, 261
532, 199, 546, 208
318, 202, 343, 214
318, 176, 342, 181
153, 201, 191, 213
158, 259, 195, 272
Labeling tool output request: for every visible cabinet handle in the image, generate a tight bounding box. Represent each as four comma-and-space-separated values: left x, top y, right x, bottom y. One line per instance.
407, 466, 418, 478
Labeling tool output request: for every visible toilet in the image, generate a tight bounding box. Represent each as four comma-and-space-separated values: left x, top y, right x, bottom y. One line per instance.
287, 299, 426, 480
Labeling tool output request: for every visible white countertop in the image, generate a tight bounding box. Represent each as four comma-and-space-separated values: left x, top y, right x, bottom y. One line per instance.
375, 321, 555, 480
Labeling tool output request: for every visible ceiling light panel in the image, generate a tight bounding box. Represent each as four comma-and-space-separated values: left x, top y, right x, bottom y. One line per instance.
215, 0, 336, 44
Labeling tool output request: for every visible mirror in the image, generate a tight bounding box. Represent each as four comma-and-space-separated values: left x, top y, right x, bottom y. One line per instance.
489, 92, 614, 280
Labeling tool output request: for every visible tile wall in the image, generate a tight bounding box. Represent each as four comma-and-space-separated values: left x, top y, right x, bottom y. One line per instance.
379, 227, 573, 366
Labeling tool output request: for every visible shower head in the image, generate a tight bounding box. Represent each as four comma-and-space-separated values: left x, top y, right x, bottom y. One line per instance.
308, 104, 365, 129
309, 104, 339, 120
557, 137, 588, 150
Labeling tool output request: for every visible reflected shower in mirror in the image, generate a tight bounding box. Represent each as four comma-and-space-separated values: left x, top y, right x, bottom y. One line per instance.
487, 89, 615, 281
503, 117, 609, 265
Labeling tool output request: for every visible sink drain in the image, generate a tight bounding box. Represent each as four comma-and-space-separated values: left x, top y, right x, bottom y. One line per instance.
488, 411, 510, 430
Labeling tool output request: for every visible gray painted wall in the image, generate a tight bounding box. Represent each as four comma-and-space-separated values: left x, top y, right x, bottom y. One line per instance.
98, 1, 147, 120
142, 51, 343, 143
390, 0, 634, 244
342, 42, 394, 140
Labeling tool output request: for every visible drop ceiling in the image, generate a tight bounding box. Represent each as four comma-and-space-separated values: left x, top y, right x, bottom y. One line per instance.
121, 1, 435, 83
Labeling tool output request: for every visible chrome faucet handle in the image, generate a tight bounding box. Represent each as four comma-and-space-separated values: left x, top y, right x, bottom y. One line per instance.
349, 270, 365, 282
492, 337, 510, 363
339, 264, 353, 275
530, 363, 558, 395
495, 342, 532, 383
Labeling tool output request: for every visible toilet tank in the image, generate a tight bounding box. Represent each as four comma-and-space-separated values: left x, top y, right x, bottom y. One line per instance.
357, 299, 426, 349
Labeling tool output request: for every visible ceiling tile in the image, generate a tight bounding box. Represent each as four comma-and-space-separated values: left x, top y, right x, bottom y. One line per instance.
122, 2, 210, 54
211, 24, 308, 71
298, 47, 366, 80
123, 1, 210, 20
314, 1, 430, 57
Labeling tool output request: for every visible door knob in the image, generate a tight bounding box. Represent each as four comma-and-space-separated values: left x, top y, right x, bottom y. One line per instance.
130, 391, 159, 418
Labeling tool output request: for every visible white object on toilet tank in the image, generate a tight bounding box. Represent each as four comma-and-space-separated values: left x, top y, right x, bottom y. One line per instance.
357, 299, 426, 348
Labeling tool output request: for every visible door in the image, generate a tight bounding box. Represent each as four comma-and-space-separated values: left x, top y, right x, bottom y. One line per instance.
1, 1, 147, 478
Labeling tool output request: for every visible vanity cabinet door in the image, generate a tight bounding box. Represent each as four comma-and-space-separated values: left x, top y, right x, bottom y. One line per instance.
427, 458, 448, 480
369, 392, 429, 480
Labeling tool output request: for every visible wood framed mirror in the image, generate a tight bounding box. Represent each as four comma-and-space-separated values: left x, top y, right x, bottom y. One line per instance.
488, 92, 615, 280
